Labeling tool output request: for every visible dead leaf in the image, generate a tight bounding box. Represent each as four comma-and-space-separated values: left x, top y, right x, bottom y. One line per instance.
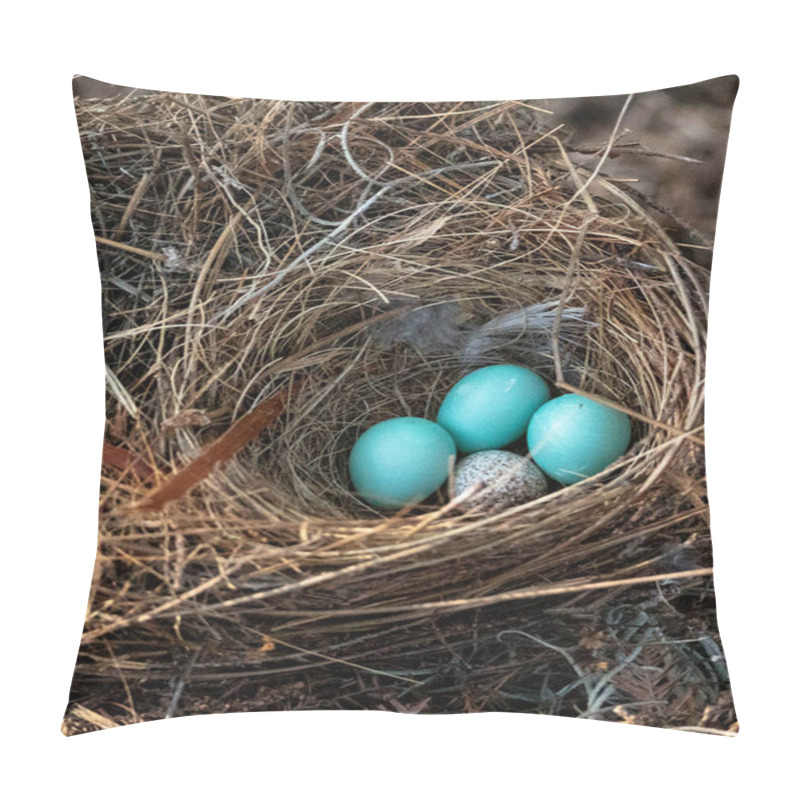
163, 408, 213, 429
578, 627, 608, 650
259, 635, 276, 652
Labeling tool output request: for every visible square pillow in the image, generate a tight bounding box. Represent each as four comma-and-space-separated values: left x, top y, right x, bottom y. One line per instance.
64, 75, 738, 735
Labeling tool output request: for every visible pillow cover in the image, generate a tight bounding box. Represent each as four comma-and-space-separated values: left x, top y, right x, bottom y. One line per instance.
64, 75, 738, 735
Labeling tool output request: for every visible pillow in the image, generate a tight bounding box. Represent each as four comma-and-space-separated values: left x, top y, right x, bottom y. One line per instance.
64, 75, 738, 735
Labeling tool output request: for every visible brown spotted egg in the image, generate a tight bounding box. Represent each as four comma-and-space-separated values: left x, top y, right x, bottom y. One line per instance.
452, 450, 548, 511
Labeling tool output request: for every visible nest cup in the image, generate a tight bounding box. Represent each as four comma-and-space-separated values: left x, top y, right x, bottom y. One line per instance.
254, 221, 702, 523
70, 89, 715, 729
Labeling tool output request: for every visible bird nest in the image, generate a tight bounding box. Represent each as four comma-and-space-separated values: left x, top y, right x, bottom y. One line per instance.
65, 90, 734, 735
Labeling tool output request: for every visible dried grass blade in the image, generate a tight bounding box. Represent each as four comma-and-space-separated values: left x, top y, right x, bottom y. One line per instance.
69, 704, 120, 730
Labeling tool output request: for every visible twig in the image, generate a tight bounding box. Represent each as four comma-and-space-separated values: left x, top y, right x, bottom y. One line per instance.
95, 235, 167, 262
566, 93, 634, 206
552, 218, 592, 385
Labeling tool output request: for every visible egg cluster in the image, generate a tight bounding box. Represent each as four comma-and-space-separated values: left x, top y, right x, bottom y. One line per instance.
348, 364, 631, 511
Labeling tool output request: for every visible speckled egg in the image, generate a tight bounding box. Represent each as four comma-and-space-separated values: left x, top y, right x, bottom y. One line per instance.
452, 450, 549, 511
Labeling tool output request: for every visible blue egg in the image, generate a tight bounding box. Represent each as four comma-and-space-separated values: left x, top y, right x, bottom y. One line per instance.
527, 394, 631, 484
349, 417, 456, 509
437, 365, 550, 453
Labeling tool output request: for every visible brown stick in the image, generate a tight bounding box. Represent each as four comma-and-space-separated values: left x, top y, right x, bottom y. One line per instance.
102, 441, 154, 481
112, 170, 153, 240
131, 384, 297, 512
94, 235, 167, 262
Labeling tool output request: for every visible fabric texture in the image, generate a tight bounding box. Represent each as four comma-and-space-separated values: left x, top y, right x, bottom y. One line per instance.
64, 76, 738, 735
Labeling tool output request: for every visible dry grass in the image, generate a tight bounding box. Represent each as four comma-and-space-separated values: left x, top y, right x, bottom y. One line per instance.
64, 90, 735, 735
